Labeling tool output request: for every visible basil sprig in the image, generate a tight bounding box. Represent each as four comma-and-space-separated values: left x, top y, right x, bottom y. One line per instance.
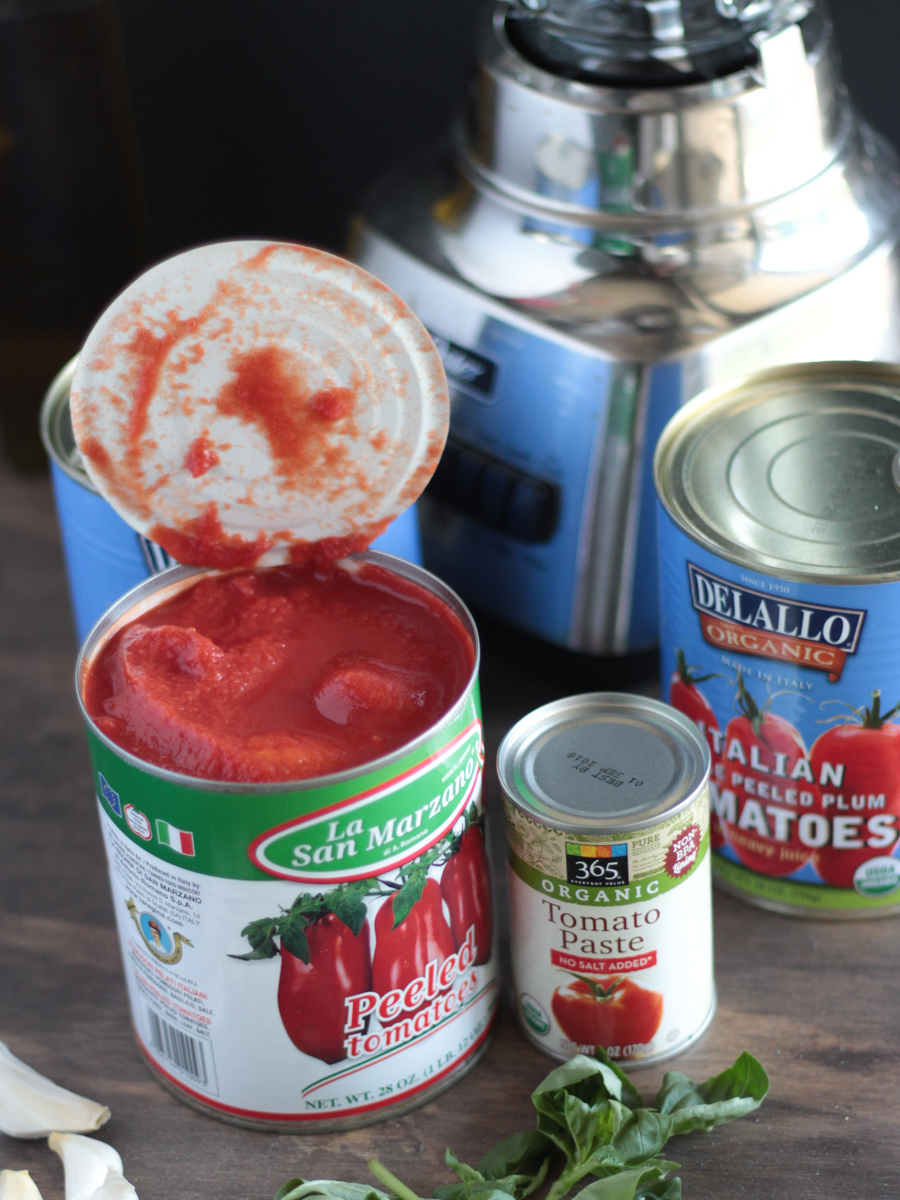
274, 1049, 768, 1200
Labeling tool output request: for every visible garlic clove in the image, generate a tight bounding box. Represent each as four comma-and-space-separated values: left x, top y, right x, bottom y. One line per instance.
48, 1133, 123, 1200
0, 1043, 110, 1138
84, 1171, 137, 1200
0, 1170, 44, 1200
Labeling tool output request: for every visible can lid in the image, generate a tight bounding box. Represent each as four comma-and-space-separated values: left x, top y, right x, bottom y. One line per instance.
69, 241, 448, 568
655, 361, 900, 582
497, 693, 709, 832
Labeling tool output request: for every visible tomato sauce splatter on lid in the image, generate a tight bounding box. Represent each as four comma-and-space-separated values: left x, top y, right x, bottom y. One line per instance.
69, 241, 449, 567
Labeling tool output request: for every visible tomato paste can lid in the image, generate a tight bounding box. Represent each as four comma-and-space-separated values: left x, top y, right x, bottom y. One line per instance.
654, 361, 900, 583
68, 241, 448, 566
496, 693, 709, 833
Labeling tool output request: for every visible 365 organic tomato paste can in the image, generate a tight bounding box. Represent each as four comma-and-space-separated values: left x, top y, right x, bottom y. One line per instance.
498, 693, 714, 1067
655, 361, 900, 917
77, 555, 497, 1130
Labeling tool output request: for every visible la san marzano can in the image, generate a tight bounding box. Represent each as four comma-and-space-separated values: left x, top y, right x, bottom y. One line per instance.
498, 693, 714, 1067
656, 361, 900, 917
77, 556, 497, 1131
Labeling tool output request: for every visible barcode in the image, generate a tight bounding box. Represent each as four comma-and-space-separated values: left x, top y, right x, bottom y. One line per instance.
147, 1009, 209, 1086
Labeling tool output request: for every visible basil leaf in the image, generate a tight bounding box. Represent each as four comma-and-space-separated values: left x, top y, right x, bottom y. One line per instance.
634, 1178, 681, 1200
593, 1099, 630, 1150
534, 1055, 604, 1097
446, 1149, 487, 1185
518, 1155, 551, 1198
612, 1111, 675, 1165
654, 1052, 768, 1135
274, 1180, 305, 1200
477, 1130, 553, 1183
275, 1183, 389, 1200
434, 1185, 522, 1200
591, 1160, 679, 1185
532, 1054, 642, 1113
571, 1168, 652, 1200
436, 1151, 535, 1200
433, 1184, 465, 1200
563, 1093, 607, 1164
592, 1052, 644, 1112
436, 1190, 526, 1200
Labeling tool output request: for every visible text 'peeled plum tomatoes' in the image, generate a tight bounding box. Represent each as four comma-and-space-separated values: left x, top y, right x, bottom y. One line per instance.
83, 560, 475, 784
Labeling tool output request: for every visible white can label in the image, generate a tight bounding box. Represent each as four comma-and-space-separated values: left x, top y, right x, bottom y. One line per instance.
99, 800, 497, 1125
504, 790, 713, 1064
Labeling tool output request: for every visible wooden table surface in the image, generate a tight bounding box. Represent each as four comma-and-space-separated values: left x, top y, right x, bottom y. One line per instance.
1, 461, 897, 1200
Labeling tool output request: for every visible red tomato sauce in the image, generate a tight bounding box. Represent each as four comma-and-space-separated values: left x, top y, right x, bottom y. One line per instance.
83, 563, 474, 784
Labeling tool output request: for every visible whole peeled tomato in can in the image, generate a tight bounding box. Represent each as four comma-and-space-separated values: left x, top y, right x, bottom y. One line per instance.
71, 241, 498, 1130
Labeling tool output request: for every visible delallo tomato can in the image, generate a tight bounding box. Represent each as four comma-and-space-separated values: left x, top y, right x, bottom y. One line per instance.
498, 693, 714, 1067
76, 557, 496, 1131
41, 358, 423, 644
655, 361, 900, 918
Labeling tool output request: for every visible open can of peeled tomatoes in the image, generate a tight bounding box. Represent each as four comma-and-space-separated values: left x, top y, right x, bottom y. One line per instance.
68, 240, 497, 1128
76, 554, 496, 1131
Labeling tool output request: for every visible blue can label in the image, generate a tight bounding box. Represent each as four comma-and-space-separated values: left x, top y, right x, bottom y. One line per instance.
659, 510, 900, 913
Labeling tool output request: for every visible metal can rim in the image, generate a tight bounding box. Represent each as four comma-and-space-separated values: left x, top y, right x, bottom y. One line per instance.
497, 691, 710, 834
653, 359, 900, 585
39, 356, 96, 490
75, 550, 481, 795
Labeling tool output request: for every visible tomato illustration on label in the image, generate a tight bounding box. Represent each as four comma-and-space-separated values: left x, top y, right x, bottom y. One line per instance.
440, 824, 493, 965
719, 671, 816, 877
669, 649, 723, 848
372, 878, 455, 1022
231, 880, 373, 1064
234, 806, 491, 1054
551, 974, 663, 1057
277, 914, 372, 1063
809, 690, 900, 888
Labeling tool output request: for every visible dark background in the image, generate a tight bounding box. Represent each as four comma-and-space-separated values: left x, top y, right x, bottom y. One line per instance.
113, 0, 900, 263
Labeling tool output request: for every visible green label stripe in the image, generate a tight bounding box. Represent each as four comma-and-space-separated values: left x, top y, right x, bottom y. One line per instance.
712, 852, 900, 910
508, 836, 708, 905
84, 690, 481, 881
250, 721, 484, 881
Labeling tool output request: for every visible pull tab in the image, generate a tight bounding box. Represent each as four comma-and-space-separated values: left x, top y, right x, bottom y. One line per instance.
892, 449, 900, 494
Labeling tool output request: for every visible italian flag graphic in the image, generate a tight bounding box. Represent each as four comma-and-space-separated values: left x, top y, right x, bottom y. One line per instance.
156, 819, 195, 856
